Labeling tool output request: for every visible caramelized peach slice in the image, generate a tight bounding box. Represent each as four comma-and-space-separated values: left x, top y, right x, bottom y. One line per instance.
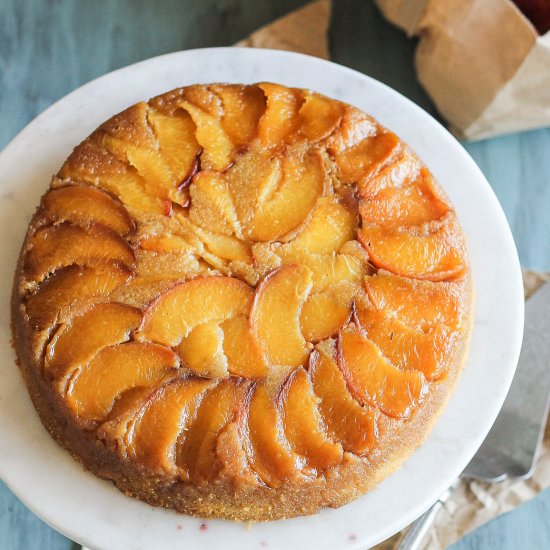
335, 132, 399, 184
181, 85, 224, 116
300, 283, 356, 342
280, 368, 343, 471
189, 171, 241, 236
195, 229, 252, 263
258, 82, 303, 146
310, 349, 378, 454
293, 92, 345, 143
138, 234, 195, 254
100, 386, 154, 433
357, 149, 420, 198
210, 84, 266, 147
99, 132, 179, 200
277, 248, 364, 293
247, 149, 326, 241
324, 106, 378, 154
337, 325, 427, 419
147, 108, 201, 186
227, 148, 282, 229
356, 302, 457, 380
25, 223, 134, 282
137, 276, 253, 346
59, 139, 168, 215
176, 321, 228, 378
358, 216, 467, 281
41, 185, 134, 236
178, 99, 235, 171
176, 378, 249, 480
97, 103, 188, 205
126, 377, 211, 471
221, 316, 267, 378
365, 272, 464, 329
44, 302, 141, 379
245, 383, 302, 487
25, 264, 132, 330
251, 265, 312, 367
280, 196, 355, 255
359, 169, 450, 228
65, 342, 179, 422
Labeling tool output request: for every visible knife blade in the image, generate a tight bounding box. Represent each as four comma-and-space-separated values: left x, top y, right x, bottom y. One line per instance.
397, 281, 550, 550
463, 280, 550, 481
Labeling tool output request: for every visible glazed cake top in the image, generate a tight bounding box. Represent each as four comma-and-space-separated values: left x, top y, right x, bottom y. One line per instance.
16, 83, 469, 487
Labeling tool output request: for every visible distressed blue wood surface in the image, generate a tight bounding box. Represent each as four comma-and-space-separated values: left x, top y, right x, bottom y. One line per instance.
1, 1, 550, 549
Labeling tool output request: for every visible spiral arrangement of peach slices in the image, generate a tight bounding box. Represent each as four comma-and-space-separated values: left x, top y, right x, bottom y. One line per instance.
22, 83, 468, 485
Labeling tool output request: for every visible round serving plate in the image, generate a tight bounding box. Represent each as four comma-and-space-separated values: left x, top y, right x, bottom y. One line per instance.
0, 47, 524, 550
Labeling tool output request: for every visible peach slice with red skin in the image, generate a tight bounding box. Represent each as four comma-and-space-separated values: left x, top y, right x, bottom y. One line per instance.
98, 131, 180, 203
41, 185, 135, 236
25, 223, 135, 282
137, 276, 253, 347
364, 272, 464, 329
44, 302, 141, 380
309, 349, 379, 455
64, 342, 179, 423
176, 378, 250, 480
147, 107, 201, 187
221, 316, 267, 378
25, 264, 132, 330
250, 264, 312, 367
280, 368, 343, 471
124, 377, 211, 471
359, 169, 450, 228
337, 325, 427, 419
244, 382, 303, 488
355, 302, 457, 380
176, 321, 229, 378
178, 97, 235, 171
358, 215, 467, 281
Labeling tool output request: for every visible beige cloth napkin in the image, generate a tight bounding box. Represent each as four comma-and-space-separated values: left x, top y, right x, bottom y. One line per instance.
235, 3, 550, 548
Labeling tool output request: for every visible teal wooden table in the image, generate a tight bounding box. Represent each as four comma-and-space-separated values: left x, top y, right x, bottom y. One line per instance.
1, 1, 549, 548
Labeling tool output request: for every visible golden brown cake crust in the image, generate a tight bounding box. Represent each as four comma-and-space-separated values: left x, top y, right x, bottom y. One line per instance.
11, 83, 473, 521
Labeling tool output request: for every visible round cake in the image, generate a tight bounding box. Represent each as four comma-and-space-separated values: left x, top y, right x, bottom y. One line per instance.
11, 82, 472, 521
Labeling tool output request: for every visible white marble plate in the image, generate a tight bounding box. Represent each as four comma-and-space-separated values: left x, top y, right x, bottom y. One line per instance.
0, 48, 524, 550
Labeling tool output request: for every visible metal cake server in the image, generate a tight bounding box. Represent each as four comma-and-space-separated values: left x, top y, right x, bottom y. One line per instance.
397, 281, 550, 550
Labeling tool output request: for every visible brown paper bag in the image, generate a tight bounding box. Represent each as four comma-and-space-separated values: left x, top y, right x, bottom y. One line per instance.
376, 0, 550, 140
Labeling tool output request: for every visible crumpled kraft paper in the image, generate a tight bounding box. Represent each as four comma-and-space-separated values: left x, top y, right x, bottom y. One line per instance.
235, 3, 550, 548
376, 0, 550, 141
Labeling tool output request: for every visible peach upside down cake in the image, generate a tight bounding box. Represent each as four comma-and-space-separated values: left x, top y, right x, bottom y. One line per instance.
12, 82, 472, 521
